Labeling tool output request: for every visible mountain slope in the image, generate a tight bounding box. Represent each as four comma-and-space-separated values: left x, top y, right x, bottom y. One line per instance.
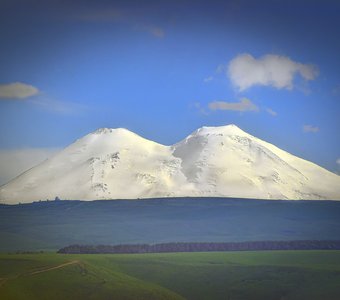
0, 128, 191, 203
0, 125, 339, 203
172, 125, 339, 200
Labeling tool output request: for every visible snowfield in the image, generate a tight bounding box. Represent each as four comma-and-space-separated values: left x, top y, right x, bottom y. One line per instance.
0, 125, 339, 204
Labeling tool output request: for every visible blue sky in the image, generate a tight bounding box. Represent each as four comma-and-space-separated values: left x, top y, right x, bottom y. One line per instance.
0, 0, 339, 183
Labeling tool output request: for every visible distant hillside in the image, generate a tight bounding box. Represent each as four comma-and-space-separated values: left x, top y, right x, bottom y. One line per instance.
1, 198, 340, 252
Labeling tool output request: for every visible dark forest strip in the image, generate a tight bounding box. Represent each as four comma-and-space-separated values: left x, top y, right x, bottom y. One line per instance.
58, 240, 340, 254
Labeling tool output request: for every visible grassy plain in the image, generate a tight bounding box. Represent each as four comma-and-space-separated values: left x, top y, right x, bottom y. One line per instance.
1, 250, 340, 300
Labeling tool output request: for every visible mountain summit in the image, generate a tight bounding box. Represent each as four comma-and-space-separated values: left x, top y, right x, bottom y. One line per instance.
1, 125, 339, 203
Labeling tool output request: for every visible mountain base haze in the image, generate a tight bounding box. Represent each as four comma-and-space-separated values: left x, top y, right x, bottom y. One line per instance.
0, 125, 339, 204
1, 198, 340, 252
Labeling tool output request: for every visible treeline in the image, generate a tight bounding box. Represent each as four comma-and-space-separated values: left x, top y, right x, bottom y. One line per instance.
58, 240, 340, 254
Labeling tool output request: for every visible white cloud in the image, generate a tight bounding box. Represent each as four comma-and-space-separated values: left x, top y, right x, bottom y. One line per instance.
208, 98, 259, 112
0, 147, 60, 185
0, 82, 39, 99
303, 125, 320, 133
336, 158, 340, 166
228, 53, 318, 91
265, 107, 278, 116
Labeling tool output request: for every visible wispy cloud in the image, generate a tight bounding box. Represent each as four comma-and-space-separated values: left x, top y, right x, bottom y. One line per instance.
265, 107, 278, 117
0, 147, 60, 186
137, 24, 164, 38
29, 97, 88, 115
331, 84, 340, 96
76, 8, 165, 38
203, 65, 225, 82
336, 158, 340, 174
0, 82, 86, 115
228, 53, 318, 91
216, 64, 226, 73
303, 125, 320, 133
204, 76, 213, 83
192, 102, 209, 115
0, 82, 39, 99
76, 9, 122, 22
208, 98, 259, 112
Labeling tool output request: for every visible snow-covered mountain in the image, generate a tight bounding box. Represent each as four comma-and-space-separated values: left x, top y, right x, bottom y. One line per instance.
1, 125, 339, 204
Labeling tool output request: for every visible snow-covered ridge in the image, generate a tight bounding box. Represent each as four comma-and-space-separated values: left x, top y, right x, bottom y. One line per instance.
1, 124, 339, 204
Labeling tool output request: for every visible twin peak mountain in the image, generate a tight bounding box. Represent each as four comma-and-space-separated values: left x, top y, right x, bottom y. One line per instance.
1, 124, 339, 204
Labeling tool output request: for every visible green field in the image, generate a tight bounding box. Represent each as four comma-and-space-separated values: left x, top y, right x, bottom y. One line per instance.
1, 251, 340, 300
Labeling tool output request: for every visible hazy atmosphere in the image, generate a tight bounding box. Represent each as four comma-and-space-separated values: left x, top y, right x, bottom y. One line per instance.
0, 0, 340, 186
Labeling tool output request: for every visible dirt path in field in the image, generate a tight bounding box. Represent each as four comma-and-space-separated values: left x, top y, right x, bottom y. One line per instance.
28, 260, 80, 275
0, 278, 7, 288
0, 260, 81, 289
